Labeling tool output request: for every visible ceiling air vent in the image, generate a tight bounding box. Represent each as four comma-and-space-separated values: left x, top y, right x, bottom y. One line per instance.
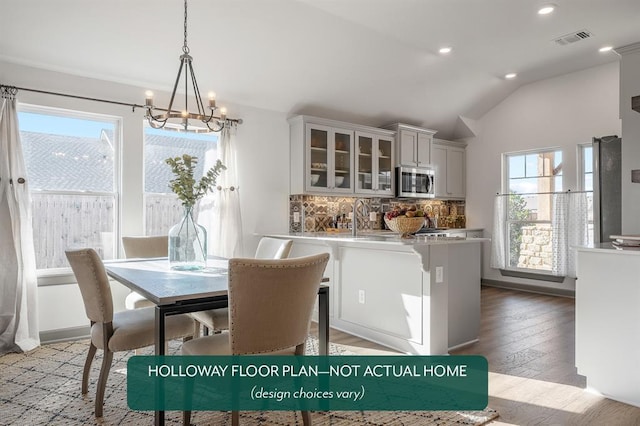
553, 29, 593, 46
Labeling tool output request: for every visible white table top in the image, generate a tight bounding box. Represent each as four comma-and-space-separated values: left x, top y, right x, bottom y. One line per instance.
105, 257, 230, 305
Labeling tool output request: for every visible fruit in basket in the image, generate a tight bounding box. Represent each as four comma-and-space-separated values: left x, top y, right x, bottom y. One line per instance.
385, 204, 425, 220
384, 205, 426, 237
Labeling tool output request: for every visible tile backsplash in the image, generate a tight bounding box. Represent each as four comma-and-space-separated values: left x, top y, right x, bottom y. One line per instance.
289, 195, 465, 233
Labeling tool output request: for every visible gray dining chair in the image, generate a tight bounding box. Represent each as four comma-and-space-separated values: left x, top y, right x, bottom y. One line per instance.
190, 237, 293, 335
65, 248, 194, 418
121, 235, 168, 310
181, 252, 330, 426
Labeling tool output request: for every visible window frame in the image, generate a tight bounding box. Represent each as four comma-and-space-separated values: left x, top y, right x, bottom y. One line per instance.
501, 147, 563, 273
577, 142, 594, 245
17, 103, 122, 277
577, 142, 593, 192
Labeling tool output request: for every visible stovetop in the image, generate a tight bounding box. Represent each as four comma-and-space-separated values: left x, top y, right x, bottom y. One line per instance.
415, 228, 450, 234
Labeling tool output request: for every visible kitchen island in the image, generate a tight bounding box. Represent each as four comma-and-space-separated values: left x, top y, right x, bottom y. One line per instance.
265, 232, 485, 355
575, 244, 640, 408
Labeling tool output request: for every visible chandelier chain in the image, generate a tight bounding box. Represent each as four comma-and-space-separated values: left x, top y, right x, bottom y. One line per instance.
143, 0, 243, 132
183, 0, 189, 54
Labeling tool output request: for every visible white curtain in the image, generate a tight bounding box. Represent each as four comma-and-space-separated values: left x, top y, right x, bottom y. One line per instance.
199, 124, 244, 258
552, 192, 588, 277
0, 90, 39, 354
490, 194, 507, 269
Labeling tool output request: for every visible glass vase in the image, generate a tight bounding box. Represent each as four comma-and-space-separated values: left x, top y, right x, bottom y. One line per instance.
168, 206, 207, 270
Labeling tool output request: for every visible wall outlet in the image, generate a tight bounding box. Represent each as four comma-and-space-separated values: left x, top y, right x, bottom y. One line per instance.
293, 212, 300, 223
435, 266, 444, 283
369, 212, 377, 221
358, 290, 365, 304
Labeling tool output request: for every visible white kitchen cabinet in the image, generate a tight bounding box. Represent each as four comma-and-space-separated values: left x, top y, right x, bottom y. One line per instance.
432, 139, 466, 199
289, 116, 354, 194
354, 130, 395, 196
289, 115, 396, 196
385, 123, 437, 167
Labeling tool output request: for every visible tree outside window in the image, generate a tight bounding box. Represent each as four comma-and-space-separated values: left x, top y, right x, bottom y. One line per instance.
504, 150, 563, 271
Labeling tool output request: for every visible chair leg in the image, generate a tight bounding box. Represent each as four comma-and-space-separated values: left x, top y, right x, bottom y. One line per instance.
302, 410, 312, 425
232, 411, 239, 426
82, 342, 97, 394
95, 349, 114, 418
183, 410, 191, 425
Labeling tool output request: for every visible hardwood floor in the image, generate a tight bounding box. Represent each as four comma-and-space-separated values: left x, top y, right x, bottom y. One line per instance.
314, 286, 640, 425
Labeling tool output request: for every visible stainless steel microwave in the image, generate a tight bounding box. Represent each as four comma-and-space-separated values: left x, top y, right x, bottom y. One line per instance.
396, 166, 435, 198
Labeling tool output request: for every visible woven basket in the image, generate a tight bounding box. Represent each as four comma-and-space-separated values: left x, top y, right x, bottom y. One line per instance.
384, 216, 425, 237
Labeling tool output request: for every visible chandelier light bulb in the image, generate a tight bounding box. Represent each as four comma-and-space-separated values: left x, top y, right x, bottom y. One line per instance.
208, 91, 216, 108
220, 107, 227, 120
144, 91, 154, 107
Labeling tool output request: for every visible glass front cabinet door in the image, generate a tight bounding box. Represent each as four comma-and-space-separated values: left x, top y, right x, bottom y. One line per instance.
306, 124, 353, 193
355, 131, 394, 196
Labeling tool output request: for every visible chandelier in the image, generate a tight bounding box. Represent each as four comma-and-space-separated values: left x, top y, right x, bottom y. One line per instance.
144, 0, 241, 133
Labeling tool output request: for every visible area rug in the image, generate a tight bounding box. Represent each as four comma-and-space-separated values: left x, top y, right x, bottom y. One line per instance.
0, 339, 498, 425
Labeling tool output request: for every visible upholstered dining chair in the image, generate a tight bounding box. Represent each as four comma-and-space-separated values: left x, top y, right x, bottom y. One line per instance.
181, 252, 330, 426
65, 248, 194, 418
190, 237, 293, 335
121, 235, 168, 310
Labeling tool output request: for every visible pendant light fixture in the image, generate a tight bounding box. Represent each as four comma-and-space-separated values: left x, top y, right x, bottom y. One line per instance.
144, 0, 241, 133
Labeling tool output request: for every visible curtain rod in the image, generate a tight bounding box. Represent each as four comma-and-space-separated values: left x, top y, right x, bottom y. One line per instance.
496, 190, 591, 196
0, 84, 242, 124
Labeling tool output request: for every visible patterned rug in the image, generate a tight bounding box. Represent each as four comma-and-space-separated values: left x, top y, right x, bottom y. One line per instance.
0, 339, 499, 425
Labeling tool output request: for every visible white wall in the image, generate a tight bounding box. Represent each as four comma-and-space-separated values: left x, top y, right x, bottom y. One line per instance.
618, 43, 640, 234
1, 60, 290, 334
465, 61, 621, 292
0, 60, 291, 252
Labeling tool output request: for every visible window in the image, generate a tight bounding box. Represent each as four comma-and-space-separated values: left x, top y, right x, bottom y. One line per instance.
143, 125, 218, 236
18, 105, 120, 271
503, 149, 563, 271
578, 143, 594, 245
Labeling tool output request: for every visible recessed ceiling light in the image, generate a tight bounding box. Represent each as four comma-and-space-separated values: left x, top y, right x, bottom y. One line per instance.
505, 73, 517, 79
599, 46, 613, 53
439, 47, 452, 54
538, 4, 556, 15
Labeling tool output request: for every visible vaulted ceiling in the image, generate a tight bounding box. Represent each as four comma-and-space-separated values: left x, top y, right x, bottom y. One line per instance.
1, 0, 639, 139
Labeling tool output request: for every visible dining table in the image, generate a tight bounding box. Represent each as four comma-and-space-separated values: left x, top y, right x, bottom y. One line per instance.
104, 256, 330, 426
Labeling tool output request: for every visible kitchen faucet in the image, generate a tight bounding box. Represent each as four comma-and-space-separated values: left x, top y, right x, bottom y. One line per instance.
352, 198, 368, 237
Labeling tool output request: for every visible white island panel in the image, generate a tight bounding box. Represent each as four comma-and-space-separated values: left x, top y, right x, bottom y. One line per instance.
339, 245, 424, 343
266, 233, 482, 355
576, 246, 640, 408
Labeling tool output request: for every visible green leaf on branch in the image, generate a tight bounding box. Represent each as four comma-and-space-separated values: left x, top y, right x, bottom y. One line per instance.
165, 154, 226, 208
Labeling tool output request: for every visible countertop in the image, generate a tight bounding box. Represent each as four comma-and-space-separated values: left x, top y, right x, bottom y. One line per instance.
576, 242, 640, 255
265, 231, 488, 246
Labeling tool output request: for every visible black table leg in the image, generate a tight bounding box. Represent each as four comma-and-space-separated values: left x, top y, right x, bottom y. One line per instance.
318, 286, 329, 356
155, 306, 166, 426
